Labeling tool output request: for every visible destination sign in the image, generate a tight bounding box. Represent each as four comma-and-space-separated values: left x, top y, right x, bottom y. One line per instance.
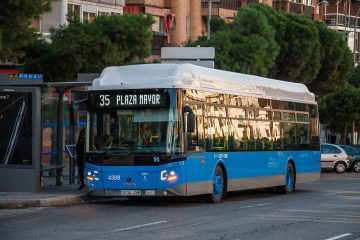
94, 93, 167, 108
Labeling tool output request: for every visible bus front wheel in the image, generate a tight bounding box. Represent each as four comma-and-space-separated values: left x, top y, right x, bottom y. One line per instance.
280, 163, 295, 194
208, 165, 225, 203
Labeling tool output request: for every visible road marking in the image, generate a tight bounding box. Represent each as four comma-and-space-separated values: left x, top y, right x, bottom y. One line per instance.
324, 204, 360, 208
259, 215, 360, 224
111, 221, 167, 232
323, 192, 345, 196
324, 233, 352, 240
240, 203, 272, 209
163, 222, 204, 232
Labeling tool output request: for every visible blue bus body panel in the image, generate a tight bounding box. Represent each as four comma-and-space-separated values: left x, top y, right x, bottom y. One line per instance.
85, 161, 186, 191
85, 150, 320, 196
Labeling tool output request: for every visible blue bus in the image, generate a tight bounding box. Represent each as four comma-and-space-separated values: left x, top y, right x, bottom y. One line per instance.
82, 64, 320, 203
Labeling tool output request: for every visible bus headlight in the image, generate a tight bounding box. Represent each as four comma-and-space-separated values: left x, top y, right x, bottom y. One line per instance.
160, 170, 178, 183
87, 170, 99, 181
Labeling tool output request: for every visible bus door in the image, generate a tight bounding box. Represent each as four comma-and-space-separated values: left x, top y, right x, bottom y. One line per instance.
184, 106, 207, 195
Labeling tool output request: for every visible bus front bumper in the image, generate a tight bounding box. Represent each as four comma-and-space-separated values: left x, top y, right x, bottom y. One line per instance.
86, 185, 186, 197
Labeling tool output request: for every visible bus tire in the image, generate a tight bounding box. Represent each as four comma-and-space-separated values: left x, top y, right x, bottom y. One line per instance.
208, 165, 225, 203
280, 163, 295, 194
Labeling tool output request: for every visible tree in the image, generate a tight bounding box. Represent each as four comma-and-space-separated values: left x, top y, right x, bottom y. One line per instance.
348, 64, 360, 88
0, 0, 51, 62
269, 13, 321, 85
309, 22, 354, 96
188, 4, 279, 77
319, 84, 360, 144
24, 14, 154, 81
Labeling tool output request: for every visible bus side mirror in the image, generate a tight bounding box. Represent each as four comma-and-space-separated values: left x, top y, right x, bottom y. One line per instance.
70, 104, 78, 126
184, 106, 195, 133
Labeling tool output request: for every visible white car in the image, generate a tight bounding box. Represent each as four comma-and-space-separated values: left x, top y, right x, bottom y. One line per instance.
321, 143, 351, 173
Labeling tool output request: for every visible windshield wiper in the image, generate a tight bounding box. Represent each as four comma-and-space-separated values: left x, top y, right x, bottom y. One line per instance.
137, 145, 163, 160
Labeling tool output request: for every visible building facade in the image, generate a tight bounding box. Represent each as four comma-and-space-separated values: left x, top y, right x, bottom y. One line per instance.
34, 0, 359, 63
323, 0, 360, 64
34, 0, 125, 40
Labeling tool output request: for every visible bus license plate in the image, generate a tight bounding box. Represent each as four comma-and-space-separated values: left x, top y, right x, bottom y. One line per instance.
121, 190, 141, 196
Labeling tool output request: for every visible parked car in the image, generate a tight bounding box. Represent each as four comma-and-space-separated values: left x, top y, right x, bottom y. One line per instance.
321, 143, 351, 173
339, 145, 360, 173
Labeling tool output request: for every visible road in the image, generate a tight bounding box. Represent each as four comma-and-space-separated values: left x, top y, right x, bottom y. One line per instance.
1, 172, 360, 240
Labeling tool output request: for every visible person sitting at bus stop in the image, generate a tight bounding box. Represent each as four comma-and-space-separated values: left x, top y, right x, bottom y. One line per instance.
76, 129, 85, 190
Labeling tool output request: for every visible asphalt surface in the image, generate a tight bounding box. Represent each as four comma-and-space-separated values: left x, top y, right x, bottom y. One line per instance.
1, 172, 360, 240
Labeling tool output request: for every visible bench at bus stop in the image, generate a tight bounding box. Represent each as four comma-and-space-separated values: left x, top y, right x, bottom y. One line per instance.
40, 145, 77, 185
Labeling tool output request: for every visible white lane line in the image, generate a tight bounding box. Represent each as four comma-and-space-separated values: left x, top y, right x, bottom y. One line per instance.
240, 203, 272, 209
324, 233, 352, 240
163, 222, 204, 232
111, 221, 167, 233
323, 192, 345, 196
257, 203, 273, 207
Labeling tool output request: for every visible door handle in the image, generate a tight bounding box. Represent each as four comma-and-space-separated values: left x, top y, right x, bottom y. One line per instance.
333, 155, 337, 157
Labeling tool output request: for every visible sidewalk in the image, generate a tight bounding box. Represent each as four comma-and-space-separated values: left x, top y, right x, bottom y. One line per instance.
0, 176, 116, 209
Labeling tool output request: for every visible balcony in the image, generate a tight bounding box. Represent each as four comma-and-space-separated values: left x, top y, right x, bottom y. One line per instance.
273, 0, 314, 18
85, 0, 125, 6
125, 0, 166, 7
325, 13, 360, 29
201, 0, 240, 18
151, 32, 168, 56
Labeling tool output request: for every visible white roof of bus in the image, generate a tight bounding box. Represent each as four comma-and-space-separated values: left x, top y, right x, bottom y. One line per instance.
91, 64, 316, 104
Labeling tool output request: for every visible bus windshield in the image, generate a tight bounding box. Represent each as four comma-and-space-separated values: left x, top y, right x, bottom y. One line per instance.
87, 107, 183, 165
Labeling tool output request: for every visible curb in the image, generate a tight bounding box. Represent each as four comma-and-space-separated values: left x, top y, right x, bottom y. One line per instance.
0, 195, 85, 209
0, 195, 125, 209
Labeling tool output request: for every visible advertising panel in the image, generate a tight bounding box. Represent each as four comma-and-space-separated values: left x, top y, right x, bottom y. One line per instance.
0, 90, 33, 165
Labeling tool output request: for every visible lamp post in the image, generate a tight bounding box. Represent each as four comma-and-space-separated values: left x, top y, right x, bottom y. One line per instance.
207, 0, 212, 40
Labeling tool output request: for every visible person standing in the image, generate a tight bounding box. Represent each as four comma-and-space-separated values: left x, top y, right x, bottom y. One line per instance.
76, 129, 85, 190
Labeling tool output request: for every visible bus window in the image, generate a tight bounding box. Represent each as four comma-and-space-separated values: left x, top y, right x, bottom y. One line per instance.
283, 112, 296, 121
297, 124, 310, 145
272, 121, 282, 150
255, 110, 271, 120
297, 113, 309, 122
228, 119, 247, 151
283, 122, 297, 150
295, 103, 308, 112
228, 107, 246, 119
273, 111, 281, 121
256, 121, 272, 150
206, 105, 226, 117
185, 104, 205, 152
248, 120, 256, 150
258, 98, 271, 109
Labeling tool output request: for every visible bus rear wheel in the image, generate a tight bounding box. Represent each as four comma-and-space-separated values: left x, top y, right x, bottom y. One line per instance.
280, 163, 295, 194
208, 165, 225, 203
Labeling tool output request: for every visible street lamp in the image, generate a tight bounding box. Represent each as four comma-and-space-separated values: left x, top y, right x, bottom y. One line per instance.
207, 0, 212, 40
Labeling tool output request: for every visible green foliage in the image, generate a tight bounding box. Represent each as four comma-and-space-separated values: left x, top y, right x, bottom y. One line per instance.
269, 13, 321, 85
187, 4, 279, 77
0, 0, 51, 62
348, 64, 360, 88
319, 84, 360, 133
24, 14, 154, 81
309, 22, 354, 96
210, 18, 228, 34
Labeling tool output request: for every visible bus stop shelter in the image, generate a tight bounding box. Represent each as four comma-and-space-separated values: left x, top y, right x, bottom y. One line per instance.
0, 73, 90, 192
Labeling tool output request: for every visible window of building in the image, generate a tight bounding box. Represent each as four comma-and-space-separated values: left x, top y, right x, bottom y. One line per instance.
98, 11, 108, 16
186, 16, 190, 36
83, 11, 96, 22
67, 4, 80, 18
